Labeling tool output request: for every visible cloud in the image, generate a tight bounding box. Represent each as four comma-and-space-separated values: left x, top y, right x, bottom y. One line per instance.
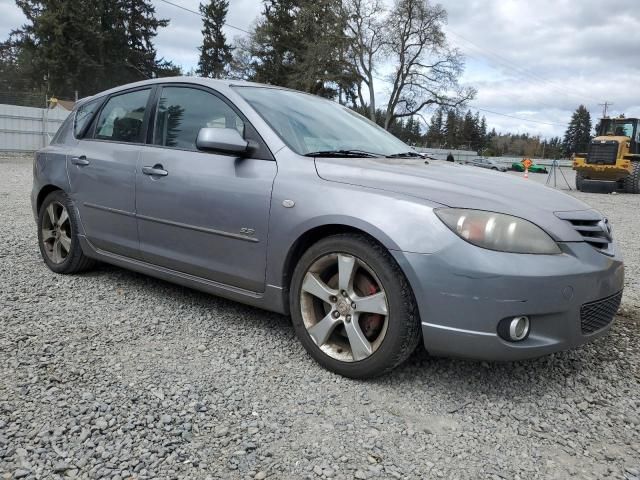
440, 0, 640, 136
1, 0, 638, 138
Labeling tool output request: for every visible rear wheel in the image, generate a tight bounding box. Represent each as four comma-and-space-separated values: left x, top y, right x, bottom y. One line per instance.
290, 234, 421, 378
38, 190, 96, 274
576, 171, 585, 191
623, 161, 640, 193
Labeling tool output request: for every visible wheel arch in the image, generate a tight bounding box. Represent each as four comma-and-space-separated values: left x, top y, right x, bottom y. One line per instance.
279, 220, 403, 308
36, 184, 65, 214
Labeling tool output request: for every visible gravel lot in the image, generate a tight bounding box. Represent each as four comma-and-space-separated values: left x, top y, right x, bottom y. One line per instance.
1, 154, 639, 480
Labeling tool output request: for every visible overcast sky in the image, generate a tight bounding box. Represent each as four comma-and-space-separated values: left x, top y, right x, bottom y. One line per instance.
2, 0, 639, 138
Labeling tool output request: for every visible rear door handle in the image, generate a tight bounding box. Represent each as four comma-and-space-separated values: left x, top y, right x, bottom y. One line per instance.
71, 155, 89, 166
142, 165, 168, 177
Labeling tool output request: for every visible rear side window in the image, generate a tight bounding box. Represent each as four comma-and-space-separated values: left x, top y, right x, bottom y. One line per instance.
74, 99, 101, 138
95, 89, 150, 143
153, 86, 244, 150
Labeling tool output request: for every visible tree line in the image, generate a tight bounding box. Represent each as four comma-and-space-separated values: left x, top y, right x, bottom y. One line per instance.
0, 0, 597, 158
1, 0, 475, 129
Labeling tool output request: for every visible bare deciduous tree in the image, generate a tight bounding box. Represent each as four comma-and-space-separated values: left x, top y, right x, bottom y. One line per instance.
343, 0, 386, 120
382, 0, 475, 129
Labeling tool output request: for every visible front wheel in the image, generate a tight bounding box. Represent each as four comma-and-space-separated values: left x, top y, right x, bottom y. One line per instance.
290, 234, 421, 378
623, 161, 640, 194
38, 190, 96, 274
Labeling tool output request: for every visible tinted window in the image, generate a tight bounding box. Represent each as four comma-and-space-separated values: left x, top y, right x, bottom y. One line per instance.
95, 89, 150, 143
74, 99, 101, 138
154, 87, 244, 150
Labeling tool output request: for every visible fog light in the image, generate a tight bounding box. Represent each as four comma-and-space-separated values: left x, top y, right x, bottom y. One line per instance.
497, 316, 530, 342
509, 316, 530, 341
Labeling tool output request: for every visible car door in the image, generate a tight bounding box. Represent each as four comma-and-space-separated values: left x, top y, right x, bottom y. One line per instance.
135, 85, 277, 292
67, 88, 152, 258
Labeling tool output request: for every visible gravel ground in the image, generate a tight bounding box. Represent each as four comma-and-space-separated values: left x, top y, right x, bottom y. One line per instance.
1, 154, 639, 480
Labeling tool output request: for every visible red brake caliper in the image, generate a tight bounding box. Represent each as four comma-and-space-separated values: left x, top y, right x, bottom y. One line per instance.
359, 278, 384, 339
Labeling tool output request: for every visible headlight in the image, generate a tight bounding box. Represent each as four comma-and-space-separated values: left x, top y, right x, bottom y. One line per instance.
435, 208, 561, 254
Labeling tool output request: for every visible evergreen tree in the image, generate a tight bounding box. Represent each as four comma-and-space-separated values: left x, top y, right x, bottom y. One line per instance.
197, 0, 232, 78
460, 110, 475, 150
9, 0, 173, 98
563, 105, 592, 155
444, 109, 458, 148
426, 108, 444, 147
250, 0, 354, 98
478, 115, 488, 152
401, 116, 422, 145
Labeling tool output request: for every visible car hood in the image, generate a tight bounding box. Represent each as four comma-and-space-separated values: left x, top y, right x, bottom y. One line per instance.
315, 158, 597, 241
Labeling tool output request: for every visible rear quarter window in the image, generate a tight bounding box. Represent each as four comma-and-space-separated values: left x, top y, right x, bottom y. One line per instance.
73, 99, 102, 138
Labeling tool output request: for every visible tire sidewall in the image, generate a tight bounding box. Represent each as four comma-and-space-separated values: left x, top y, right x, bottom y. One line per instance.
37, 191, 81, 273
290, 235, 416, 378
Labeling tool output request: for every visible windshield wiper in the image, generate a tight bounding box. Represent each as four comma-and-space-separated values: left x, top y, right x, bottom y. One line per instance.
303, 149, 382, 158
386, 151, 424, 158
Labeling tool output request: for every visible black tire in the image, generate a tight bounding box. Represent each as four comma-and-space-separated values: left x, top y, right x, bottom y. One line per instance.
576, 171, 584, 191
290, 234, 421, 379
623, 161, 640, 194
37, 190, 96, 274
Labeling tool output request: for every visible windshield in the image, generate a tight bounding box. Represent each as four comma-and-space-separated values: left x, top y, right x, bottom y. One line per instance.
235, 86, 411, 156
602, 120, 634, 137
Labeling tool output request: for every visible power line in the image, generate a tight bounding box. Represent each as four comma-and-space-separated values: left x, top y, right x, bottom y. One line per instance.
446, 29, 602, 105
471, 106, 568, 127
156, 1, 571, 129
371, 74, 568, 128
156, 0, 252, 35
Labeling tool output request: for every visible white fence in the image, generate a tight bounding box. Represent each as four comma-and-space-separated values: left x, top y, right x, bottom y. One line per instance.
417, 147, 572, 167
416, 147, 479, 163
0, 104, 70, 153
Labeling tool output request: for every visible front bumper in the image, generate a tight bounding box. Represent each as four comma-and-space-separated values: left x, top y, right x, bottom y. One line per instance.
393, 241, 624, 361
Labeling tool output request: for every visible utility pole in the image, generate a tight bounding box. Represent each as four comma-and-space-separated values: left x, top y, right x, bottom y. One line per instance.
599, 101, 613, 118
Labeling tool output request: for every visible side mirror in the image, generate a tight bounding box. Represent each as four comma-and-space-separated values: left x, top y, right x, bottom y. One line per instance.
196, 127, 249, 154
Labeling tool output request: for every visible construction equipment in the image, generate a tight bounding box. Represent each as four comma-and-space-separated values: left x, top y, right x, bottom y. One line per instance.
573, 116, 640, 193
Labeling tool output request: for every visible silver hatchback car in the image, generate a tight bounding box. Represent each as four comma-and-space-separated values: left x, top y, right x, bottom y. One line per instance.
32, 78, 624, 378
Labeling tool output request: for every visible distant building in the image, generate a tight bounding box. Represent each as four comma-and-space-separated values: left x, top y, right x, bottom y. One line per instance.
48, 97, 75, 112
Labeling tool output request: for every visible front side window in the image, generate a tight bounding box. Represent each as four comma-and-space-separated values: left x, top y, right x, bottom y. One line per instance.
154, 86, 244, 150
74, 99, 101, 138
235, 86, 410, 156
95, 89, 150, 143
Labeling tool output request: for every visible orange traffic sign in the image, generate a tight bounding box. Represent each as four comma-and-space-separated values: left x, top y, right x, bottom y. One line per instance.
521, 158, 533, 169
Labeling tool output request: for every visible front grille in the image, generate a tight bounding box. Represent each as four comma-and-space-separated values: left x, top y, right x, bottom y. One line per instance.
587, 141, 618, 165
580, 291, 622, 334
566, 218, 612, 252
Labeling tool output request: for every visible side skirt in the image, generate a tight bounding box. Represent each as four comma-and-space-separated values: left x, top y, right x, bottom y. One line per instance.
78, 236, 288, 315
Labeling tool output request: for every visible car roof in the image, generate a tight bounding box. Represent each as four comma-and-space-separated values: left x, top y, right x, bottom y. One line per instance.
76, 76, 290, 107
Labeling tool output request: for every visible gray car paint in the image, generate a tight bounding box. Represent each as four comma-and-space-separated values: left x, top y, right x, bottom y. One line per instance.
136, 145, 276, 292
32, 77, 624, 361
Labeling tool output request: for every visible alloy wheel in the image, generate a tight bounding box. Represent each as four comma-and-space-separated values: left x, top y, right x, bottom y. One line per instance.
41, 201, 72, 264
299, 253, 389, 362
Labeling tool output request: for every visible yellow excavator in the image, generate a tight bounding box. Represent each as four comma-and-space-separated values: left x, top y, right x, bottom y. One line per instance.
573, 116, 640, 193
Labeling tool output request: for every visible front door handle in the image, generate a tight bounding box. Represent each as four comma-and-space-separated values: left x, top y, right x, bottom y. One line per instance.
71, 155, 89, 166
142, 165, 168, 177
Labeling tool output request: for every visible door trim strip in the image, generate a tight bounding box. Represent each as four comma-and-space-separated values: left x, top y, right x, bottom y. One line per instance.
136, 213, 260, 242
84, 202, 135, 217
83, 202, 259, 243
